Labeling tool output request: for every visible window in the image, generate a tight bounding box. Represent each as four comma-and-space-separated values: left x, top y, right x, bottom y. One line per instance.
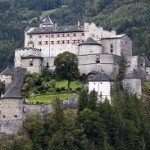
67, 34, 70, 37
99, 92, 102, 98
96, 58, 100, 63
29, 35, 33, 38
23, 107, 27, 113
62, 41, 65, 44
62, 34, 65, 37
30, 60, 33, 66
57, 34, 60, 37
14, 115, 17, 118
39, 35, 42, 38
46, 63, 49, 67
51, 41, 54, 44
38, 41, 42, 45
51, 35, 54, 38
110, 44, 113, 53
82, 33, 84, 36
57, 41, 60, 44
45, 41, 48, 45
3, 115, 6, 118
46, 35, 48, 38
67, 40, 70, 43
73, 33, 76, 36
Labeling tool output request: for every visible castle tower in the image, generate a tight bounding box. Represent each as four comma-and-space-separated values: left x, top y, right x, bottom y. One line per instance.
0, 85, 23, 135
0, 68, 26, 135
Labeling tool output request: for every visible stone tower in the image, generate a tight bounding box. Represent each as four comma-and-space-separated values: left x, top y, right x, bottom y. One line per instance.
0, 68, 26, 135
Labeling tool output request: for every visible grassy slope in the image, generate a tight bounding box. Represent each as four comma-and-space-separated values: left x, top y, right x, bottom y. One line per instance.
27, 93, 75, 104
27, 80, 83, 104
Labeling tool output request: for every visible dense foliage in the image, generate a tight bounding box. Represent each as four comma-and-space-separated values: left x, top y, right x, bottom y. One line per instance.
0, 0, 149, 71
54, 51, 79, 90
1, 90, 150, 150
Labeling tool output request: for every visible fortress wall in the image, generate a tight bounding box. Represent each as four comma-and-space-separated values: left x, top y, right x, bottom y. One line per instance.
123, 79, 141, 96
21, 59, 42, 73
101, 38, 121, 55
0, 99, 23, 135
79, 63, 118, 75
121, 35, 132, 56
79, 45, 102, 55
23, 104, 53, 118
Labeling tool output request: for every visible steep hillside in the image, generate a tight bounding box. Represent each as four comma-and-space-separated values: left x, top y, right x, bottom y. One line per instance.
0, 0, 149, 70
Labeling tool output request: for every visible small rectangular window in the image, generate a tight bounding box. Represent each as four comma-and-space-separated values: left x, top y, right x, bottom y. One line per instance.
110, 44, 113, 53
39, 35, 42, 38
51, 35, 54, 38
82, 33, 84, 36
30, 60, 33, 66
38, 41, 42, 45
51, 41, 54, 44
45, 41, 48, 45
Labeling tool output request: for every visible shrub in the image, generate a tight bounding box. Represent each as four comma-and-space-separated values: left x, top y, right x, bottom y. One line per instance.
60, 87, 66, 91
76, 87, 81, 92
55, 88, 61, 93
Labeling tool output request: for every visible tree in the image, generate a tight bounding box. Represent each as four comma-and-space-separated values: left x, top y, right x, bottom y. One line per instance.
0, 80, 5, 96
54, 51, 79, 90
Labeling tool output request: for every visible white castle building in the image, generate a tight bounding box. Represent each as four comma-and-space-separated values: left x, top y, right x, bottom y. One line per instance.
7, 16, 150, 101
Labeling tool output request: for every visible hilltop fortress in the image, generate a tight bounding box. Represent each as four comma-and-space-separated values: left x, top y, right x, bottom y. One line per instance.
0, 16, 150, 135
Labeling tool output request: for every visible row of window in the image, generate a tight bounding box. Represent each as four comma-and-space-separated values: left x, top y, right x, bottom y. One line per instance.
30, 33, 84, 38
38, 40, 83, 45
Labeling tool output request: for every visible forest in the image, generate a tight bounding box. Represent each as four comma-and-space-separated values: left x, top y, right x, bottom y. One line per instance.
1, 89, 150, 150
0, 0, 150, 70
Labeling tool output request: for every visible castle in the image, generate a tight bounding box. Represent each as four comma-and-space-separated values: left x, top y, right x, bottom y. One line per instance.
0, 16, 150, 135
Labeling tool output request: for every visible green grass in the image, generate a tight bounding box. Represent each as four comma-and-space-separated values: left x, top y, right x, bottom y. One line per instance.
27, 93, 76, 104
55, 80, 84, 91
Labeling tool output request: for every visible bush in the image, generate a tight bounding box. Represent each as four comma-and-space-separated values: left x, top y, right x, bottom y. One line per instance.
55, 88, 61, 93
60, 87, 66, 91
76, 87, 81, 92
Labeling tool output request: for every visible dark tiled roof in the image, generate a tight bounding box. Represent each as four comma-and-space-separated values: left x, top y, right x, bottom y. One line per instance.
90, 71, 111, 82
29, 25, 84, 34
21, 55, 43, 59
0, 67, 13, 76
80, 37, 101, 46
1, 68, 27, 100
87, 71, 100, 76
101, 34, 125, 40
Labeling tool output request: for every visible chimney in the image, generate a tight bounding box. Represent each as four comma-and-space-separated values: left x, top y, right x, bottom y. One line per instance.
55, 23, 58, 27
78, 21, 80, 26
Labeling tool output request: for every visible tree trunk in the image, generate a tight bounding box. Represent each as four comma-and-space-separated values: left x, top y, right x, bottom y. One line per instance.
68, 80, 71, 91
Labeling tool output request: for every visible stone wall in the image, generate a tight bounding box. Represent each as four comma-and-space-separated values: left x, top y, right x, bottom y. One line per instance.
21, 58, 43, 73
123, 79, 142, 96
